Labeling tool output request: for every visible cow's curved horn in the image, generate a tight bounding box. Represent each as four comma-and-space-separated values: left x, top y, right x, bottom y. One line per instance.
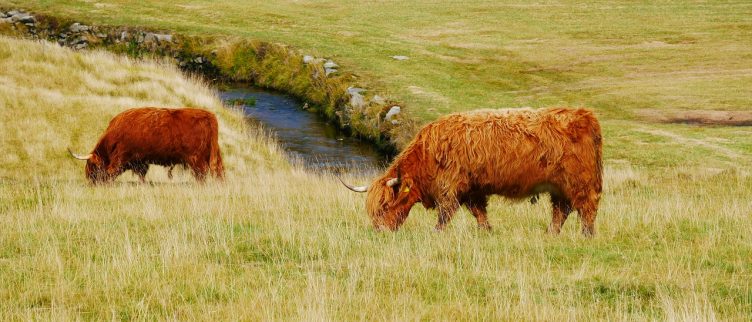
386, 177, 400, 187
67, 148, 92, 160
337, 175, 369, 193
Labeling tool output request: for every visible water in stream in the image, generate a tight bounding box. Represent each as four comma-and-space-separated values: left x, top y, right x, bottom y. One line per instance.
219, 86, 387, 171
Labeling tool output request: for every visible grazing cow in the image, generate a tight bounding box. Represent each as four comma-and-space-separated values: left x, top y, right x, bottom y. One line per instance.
68, 107, 224, 183
340, 108, 603, 236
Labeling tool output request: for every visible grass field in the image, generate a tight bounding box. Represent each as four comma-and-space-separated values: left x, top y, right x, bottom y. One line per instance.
0, 1, 751, 320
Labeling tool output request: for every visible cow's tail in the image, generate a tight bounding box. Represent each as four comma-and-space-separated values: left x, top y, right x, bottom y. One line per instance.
590, 111, 603, 194
209, 118, 225, 180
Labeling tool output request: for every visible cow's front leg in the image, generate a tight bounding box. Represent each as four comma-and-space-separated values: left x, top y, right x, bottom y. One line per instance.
435, 201, 459, 231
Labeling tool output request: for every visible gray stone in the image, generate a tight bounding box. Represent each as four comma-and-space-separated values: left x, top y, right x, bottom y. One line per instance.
7, 10, 20, 16
0, 12, 7, 19
385, 105, 401, 121
155, 33, 172, 42
325, 68, 337, 76
372, 95, 386, 105
349, 92, 366, 109
96, 33, 107, 39
347, 87, 366, 95
323, 60, 338, 69
0, 17, 12, 24
391, 55, 409, 61
303, 55, 314, 64
72, 35, 88, 45
59, 33, 68, 39
24, 22, 35, 28
74, 43, 87, 50
18, 15, 35, 23
120, 31, 129, 41
194, 57, 204, 64
69, 22, 89, 33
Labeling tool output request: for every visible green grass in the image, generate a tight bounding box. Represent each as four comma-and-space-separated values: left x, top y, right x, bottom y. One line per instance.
0, 1, 752, 320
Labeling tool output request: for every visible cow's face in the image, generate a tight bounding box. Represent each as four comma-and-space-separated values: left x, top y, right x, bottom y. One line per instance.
365, 175, 420, 230
84, 154, 108, 183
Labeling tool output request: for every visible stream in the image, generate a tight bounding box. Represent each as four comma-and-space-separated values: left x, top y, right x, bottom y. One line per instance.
219, 86, 386, 171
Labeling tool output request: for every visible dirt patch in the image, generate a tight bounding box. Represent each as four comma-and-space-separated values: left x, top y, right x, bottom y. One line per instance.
636, 109, 752, 126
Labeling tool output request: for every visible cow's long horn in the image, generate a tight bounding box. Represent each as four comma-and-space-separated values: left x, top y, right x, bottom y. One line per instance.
336, 175, 369, 193
67, 148, 92, 160
386, 177, 400, 187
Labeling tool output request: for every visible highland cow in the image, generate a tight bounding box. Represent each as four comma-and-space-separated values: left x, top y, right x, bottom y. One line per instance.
340, 108, 603, 236
68, 107, 224, 183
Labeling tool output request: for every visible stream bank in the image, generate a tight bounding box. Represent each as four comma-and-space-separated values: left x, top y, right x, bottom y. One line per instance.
0, 8, 417, 157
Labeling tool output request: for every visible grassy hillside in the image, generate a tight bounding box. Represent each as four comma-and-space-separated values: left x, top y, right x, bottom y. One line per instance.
0, 36, 751, 320
3, 1, 751, 120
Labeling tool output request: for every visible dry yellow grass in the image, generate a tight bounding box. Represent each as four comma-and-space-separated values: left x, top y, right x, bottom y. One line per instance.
1, 36, 751, 320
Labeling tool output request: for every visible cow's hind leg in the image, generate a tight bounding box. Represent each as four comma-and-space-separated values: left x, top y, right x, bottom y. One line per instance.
547, 196, 572, 235
188, 160, 209, 183
465, 195, 491, 230
574, 194, 599, 237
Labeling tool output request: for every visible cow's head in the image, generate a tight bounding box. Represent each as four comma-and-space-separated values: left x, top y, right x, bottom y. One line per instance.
339, 168, 421, 230
67, 148, 108, 183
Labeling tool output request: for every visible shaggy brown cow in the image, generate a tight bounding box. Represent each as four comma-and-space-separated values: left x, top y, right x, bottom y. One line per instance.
68, 107, 224, 183
340, 108, 603, 235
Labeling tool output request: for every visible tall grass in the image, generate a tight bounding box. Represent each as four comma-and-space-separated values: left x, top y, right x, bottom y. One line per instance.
1, 36, 751, 320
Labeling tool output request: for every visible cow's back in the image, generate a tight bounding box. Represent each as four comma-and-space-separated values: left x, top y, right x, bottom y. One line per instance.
419, 108, 601, 197
96, 107, 218, 165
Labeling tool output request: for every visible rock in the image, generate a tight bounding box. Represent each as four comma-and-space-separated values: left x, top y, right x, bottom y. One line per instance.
155, 33, 172, 43
72, 36, 88, 45
120, 31, 129, 41
0, 17, 12, 24
69, 22, 89, 33
347, 87, 366, 95
385, 105, 401, 121
18, 15, 35, 23
372, 95, 386, 105
96, 33, 107, 39
303, 55, 315, 64
24, 22, 35, 28
59, 33, 68, 39
74, 43, 87, 50
325, 68, 337, 76
349, 92, 366, 109
391, 55, 409, 61
7, 10, 20, 17
323, 60, 338, 69
0, 12, 7, 19
194, 57, 204, 64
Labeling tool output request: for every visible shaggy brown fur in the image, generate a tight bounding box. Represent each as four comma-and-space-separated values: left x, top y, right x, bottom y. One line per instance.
353, 108, 602, 235
70, 107, 224, 184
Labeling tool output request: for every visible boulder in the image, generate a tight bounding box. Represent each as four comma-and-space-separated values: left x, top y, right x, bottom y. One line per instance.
349, 92, 366, 109
69, 22, 90, 33
385, 105, 401, 121
18, 15, 35, 24
347, 87, 366, 95
391, 55, 409, 61
323, 60, 339, 69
